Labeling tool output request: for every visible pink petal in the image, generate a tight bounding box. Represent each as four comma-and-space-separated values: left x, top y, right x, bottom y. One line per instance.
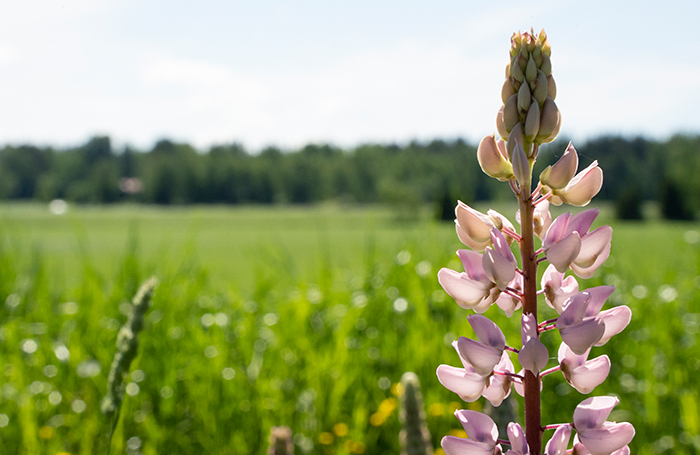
519, 338, 549, 373
542, 264, 579, 314
438, 268, 492, 309
573, 396, 619, 431
442, 436, 495, 455
568, 355, 610, 394
534, 200, 553, 239
483, 352, 514, 406
578, 422, 635, 455
483, 247, 516, 291
454, 409, 499, 444
490, 228, 518, 267
559, 318, 605, 355
558, 292, 592, 327
559, 163, 603, 207
545, 232, 581, 273
568, 209, 599, 237
469, 315, 507, 350
546, 142, 579, 189
457, 336, 503, 376
457, 249, 489, 282
575, 226, 612, 269
570, 242, 610, 279
457, 222, 492, 252
558, 342, 588, 368
457, 202, 494, 244
507, 422, 530, 455
543, 212, 572, 250
545, 425, 572, 455
611, 446, 630, 455
595, 306, 632, 346
436, 365, 487, 402
583, 286, 615, 317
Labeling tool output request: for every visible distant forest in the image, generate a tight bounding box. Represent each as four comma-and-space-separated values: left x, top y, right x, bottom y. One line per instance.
1, 134, 699, 219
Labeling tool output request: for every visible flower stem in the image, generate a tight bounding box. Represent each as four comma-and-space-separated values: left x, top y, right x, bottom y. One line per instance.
541, 365, 561, 377
518, 155, 541, 455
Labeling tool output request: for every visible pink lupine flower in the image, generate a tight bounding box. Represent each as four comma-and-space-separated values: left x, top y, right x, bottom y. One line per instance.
543, 210, 612, 278
483, 229, 518, 291
482, 351, 514, 406
541, 264, 579, 314
437, 339, 489, 402
540, 142, 579, 190
594, 306, 632, 347
573, 397, 635, 455
495, 273, 522, 317
458, 315, 506, 376
438, 249, 497, 313
573, 439, 629, 455
505, 422, 530, 455
442, 410, 502, 455
519, 313, 549, 374
456, 202, 515, 251
556, 292, 605, 355
478, 133, 514, 182
549, 161, 603, 207
545, 425, 572, 455
558, 343, 610, 394
516, 199, 552, 240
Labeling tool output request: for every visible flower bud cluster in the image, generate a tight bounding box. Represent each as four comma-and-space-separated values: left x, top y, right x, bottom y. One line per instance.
435, 30, 635, 455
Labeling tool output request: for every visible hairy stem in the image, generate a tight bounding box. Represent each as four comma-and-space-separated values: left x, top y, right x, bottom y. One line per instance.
518, 154, 541, 455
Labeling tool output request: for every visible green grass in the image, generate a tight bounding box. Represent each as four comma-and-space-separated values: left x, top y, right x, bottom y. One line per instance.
0, 202, 699, 454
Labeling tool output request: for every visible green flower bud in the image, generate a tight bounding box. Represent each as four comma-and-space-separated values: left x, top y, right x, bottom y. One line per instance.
536, 97, 560, 143
507, 122, 523, 160
547, 75, 557, 100
526, 57, 538, 82
503, 94, 519, 133
532, 70, 548, 105
517, 83, 531, 115
502, 78, 515, 104
510, 57, 525, 83
540, 52, 552, 77
524, 98, 541, 143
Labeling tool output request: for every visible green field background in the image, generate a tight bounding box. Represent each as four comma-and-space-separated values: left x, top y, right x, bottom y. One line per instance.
0, 203, 699, 454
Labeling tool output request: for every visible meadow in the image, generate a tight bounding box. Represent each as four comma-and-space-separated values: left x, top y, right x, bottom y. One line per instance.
0, 202, 699, 454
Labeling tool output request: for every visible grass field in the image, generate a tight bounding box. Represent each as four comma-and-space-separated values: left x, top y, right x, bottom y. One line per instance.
0, 202, 699, 454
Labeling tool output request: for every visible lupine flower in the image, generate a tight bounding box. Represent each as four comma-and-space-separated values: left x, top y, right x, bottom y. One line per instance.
544, 425, 572, 455
482, 351, 514, 406
495, 273, 522, 317
572, 438, 629, 455
442, 410, 502, 455
540, 143, 578, 190
456, 202, 515, 251
547, 161, 603, 207
556, 292, 605, 355
573, 397, 635, 455
478, 133, 514, 181
558, 343, 610, 394
594, 306, 632, 347
483, 229, 518, 291
542, 210, 612, 279
519, 313, 548, 374
505, 422, 530, 455
516, 200, 552, 240
437, 340, 490, 402
438, 250, 497, 313
458, 315, 506, 376
541, 264, 579, 314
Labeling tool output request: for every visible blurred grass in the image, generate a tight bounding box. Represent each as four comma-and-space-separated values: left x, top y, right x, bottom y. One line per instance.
0, 202, 698, 454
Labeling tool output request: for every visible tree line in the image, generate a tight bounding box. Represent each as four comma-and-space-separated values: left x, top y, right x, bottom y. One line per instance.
0, 134, 698, 219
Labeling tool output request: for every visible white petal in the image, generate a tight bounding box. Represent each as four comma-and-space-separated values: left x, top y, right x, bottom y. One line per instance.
569, 355, 611, 394
437, 365, 487, 401
438, 268, 491, 309
578, 423, 635, 455
457, 222, 492, 252
595, 306, 632, 346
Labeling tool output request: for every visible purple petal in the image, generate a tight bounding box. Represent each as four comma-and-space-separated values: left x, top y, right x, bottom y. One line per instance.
573, 396, 619, 431
507, 422, 530, 455
442, 435, 495, 455
457, 249, 489, 282
438, 268, 492, 309
583, 286, 615, 317
558, 341, 589, 368
595, 306, 632, 346
543, 212, 572, 250
436, 365, 487, 402
578, 422, 635, 455
469, 315, 507, 350
454, 409, 499, 444
568, 209, 599, 236
545, 232, 581, 273
558, 292, 592, 327
457, 336, 503, 376
575, 226, 612, 269
519, 338, 549, 373
545, 425, 572, 455
559, 318, 605, 355
490, 228, 518, 266
483, 247, 516, 291
568, 355, 611, 394
483, 352, 514, 407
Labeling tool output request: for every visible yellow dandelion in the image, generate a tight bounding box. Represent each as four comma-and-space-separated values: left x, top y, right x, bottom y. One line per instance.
333, 422, 349, 437
428, 402, 445, 416
378, 397, 398, 414
448, 429, 468, 438
318, 432, 334, 445
369, 412, 386, 426
391, 382, 405, 396
434, 449, 445, 455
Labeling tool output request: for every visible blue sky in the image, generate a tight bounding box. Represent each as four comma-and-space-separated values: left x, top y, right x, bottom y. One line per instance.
1, 0, 698, 151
